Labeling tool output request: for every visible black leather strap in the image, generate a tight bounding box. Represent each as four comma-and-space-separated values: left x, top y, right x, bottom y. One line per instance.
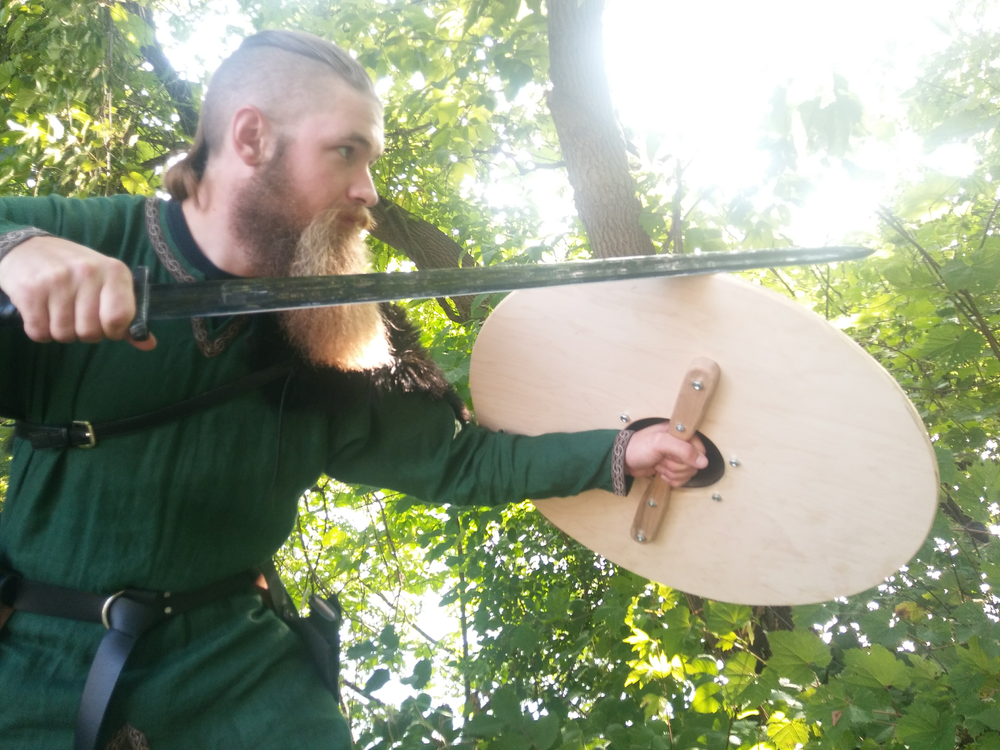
1, 569, 255, 750
14, 362, 293, 450
75, 598, 161, 750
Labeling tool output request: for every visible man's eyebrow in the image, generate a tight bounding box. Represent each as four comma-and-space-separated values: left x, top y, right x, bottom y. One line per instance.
344, 132, 385, 160
347, 133, 380, 151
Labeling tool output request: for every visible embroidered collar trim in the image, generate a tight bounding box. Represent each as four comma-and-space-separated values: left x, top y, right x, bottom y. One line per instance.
144, 197, 247, 358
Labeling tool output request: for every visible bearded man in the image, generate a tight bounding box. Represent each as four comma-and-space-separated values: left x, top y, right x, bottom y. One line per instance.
0, 30, 706, 750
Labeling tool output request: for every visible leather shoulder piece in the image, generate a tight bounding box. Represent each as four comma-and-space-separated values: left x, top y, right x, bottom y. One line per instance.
369, 304, 471, 422
245, 308, 471, 422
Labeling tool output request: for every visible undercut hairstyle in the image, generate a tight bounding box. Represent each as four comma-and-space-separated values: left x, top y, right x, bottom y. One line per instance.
164, 30, 379, 202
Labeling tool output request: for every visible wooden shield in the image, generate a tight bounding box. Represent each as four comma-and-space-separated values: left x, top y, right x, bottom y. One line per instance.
469, 275, 938, 605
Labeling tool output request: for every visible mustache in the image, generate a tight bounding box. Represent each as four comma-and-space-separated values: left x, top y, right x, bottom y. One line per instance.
279, 202, 391, 371
329, 205, 374, 233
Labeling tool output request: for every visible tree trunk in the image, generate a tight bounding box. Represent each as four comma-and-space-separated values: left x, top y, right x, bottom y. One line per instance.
546, 0, 655, 259
368, 197, 475, 322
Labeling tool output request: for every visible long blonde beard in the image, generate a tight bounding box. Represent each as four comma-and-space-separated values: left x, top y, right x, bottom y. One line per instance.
278, 207, 392, 371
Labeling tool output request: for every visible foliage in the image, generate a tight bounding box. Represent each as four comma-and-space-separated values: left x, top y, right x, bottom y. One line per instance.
2, 2, 1000, 750
0, 0, 190, 197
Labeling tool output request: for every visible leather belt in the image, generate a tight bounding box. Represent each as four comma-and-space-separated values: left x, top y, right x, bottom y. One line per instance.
0, 569, 256, 750
13, 362, 293, 450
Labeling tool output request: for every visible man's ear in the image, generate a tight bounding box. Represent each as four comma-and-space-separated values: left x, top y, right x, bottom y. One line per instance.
231, 106, 272, 166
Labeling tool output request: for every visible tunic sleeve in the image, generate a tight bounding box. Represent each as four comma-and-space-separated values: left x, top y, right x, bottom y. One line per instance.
0, 195, 147, 260
0, 195, 148, 417
324, 386, 618, 507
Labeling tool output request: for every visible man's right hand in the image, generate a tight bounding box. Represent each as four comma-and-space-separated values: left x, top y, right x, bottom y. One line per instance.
0, 236, 156, 350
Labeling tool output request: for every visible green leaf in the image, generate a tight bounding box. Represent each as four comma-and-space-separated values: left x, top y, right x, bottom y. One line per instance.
934, 444, 959, 487
896, 702, 957, 750
859, 608, 902, 649
379, 624, 400, 652
766, 630, 831, 686
363, 668, 391, 694
400, 658, 432, 689
465, 714, 507, 738
543, 586, 570, 622
842, 645, 912, 689
968, 705, 1000, 732
523, 714, 560, 750
792, 603, 831, 630
972, 732, 1000, 750
511, 623, 539, 653
345, 640, 376, 660
767, 714, 810, 750
704, 601, 753, 635
691, 681, 722, 714
490, 686, 522, 723
658, 604, 694, 657
722, 651, 758, 698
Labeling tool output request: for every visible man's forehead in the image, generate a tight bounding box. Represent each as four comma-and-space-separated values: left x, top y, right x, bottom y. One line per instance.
311, 78, 384, 151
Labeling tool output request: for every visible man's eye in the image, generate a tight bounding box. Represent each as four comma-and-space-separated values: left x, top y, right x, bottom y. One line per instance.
337, 146, 354, 159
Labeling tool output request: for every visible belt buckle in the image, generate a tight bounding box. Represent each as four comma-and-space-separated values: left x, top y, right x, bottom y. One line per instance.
100, 591, 125, 629
72, 421, 96, 449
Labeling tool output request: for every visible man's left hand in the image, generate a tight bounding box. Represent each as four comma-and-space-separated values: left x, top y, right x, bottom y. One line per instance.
625, 423, 708, 488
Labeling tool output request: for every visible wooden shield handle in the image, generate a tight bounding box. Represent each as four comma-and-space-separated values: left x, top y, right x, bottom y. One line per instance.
630, 357, 721, 544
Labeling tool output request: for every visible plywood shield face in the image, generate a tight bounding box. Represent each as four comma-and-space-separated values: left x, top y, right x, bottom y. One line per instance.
469, 275, 938, 605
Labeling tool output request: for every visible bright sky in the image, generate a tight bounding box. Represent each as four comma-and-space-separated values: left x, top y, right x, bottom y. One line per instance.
602, 0, 966, 245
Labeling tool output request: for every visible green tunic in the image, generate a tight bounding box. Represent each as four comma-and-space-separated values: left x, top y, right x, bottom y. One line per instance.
0, 194, 618, 749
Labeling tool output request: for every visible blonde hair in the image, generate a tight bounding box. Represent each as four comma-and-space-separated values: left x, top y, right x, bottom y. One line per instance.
164, 30, 379, 202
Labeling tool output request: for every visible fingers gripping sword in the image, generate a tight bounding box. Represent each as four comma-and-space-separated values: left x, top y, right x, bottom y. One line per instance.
0, 246, 872, 341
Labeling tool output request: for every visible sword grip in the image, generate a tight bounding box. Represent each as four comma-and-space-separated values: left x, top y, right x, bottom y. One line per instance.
0, 266, 152, 342
129, 266, 151, 342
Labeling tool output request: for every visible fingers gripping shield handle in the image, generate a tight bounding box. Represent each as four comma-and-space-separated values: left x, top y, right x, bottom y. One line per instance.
0, 267, 152, 342
630, 357, 721, 545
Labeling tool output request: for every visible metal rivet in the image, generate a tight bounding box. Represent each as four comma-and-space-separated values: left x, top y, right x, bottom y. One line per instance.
620, 414, 629, 423
692, 380, 703, 391
647, 499, 656, 507
675, 423, 686, 433
164, 606, 173, 615
636, 533, 646, 542
712, 493, 722, 502
729, 458, 740, 467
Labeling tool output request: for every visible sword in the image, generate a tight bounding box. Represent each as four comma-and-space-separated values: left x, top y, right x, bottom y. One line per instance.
0, 245, 872, 341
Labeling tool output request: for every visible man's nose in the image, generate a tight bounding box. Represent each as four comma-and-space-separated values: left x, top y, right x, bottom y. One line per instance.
348, 168, 378, 207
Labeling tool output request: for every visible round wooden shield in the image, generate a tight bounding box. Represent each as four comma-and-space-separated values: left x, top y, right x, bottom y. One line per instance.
469, 275, 938, 605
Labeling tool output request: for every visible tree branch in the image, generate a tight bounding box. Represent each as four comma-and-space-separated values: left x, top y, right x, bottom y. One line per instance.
369, 196, 477, 321
455, 515, 473, 718
978, 197, 1000, 252
342, 677, 387, 706
879, 207, 1000, 366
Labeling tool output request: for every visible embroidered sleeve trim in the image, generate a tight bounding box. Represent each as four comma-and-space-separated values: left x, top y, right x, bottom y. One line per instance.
144, 196, 247, 358
612, 429, 635, 497
0, 227, 52, 264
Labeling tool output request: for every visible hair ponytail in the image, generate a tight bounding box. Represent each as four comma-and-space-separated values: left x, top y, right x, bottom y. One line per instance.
163, 122, 210, 202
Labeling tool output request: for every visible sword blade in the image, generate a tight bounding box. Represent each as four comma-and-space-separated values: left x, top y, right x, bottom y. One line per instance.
146, 246, 872, 320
